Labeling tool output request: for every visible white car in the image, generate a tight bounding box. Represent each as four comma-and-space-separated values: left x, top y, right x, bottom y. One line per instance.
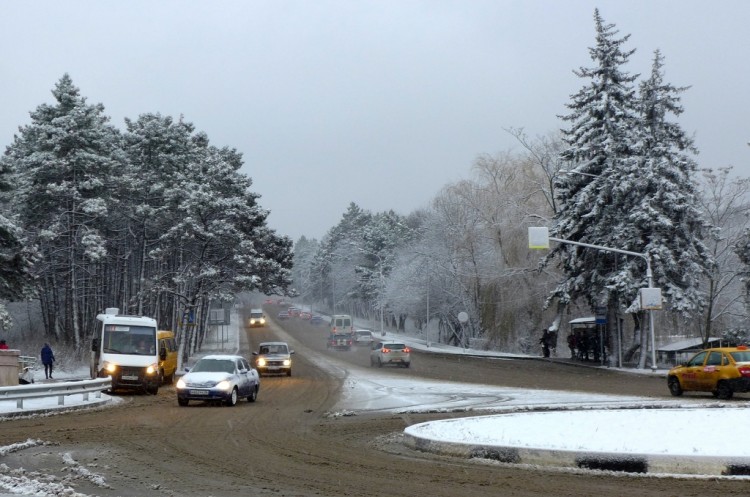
253, 341, 294, 376
370, 341, 411, 368
353, 329, 374, 346
176, 355, 260, 406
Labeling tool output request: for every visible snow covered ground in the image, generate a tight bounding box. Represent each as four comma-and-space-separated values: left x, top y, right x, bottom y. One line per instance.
2, 312, 748, 496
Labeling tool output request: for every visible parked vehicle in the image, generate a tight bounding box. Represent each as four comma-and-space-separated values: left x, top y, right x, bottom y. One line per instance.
370, 342, 411, 368
176, 354, 259, 406
253, 341, 294, 376
90, 308, 162, 394
667, 346, 750, 400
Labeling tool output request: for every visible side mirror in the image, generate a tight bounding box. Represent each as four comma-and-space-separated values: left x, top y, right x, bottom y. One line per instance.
290, 350, 295, 355
252, 351, 258, 356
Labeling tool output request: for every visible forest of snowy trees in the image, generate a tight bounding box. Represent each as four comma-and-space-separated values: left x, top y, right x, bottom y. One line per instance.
290, 11, 750, 365
0, 75, 293, 358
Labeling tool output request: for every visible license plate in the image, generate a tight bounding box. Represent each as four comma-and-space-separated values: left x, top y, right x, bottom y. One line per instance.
267, 366, 280, 370
189, 390, 208, 395
122, 375, 139, 380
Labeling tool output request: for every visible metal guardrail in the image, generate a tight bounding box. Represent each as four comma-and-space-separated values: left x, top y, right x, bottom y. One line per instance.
0, 377, 112, 410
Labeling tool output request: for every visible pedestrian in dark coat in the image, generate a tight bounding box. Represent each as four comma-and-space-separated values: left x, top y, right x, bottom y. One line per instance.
540, 329, 551, 358
41, 343, 55, 379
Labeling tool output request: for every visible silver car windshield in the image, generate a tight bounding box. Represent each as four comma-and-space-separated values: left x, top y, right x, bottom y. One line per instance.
192, 359, 236, 374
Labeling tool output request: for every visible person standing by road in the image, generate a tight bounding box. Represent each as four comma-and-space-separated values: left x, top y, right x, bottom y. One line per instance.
41, 343, 55, 379
540, 329, 551, 358
0, 339, 8, 350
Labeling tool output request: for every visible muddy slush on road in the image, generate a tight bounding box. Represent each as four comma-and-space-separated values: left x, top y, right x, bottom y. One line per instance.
1, 311, 748, 497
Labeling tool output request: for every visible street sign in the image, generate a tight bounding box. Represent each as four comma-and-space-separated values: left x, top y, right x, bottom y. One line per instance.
640, 288, 663, 310
528, 227, 550, 249
595, 306, 607, 324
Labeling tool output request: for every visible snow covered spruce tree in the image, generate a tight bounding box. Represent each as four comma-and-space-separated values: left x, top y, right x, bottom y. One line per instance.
4, 76, 293, 354
5, 74, 124, 346
0, 151, 35, 331
147, 136, 293, 360
545, 12, 711, 367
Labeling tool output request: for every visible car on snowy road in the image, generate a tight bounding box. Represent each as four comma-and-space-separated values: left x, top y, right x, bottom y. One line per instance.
667, 346, 750, 400
253, 341, 294, 376
353, 329, 374, 346
370, 341, 411, 368
176, 355, 260, 406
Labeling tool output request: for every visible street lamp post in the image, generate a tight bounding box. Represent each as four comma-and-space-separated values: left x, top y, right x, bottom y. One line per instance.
529, 227, 660, 371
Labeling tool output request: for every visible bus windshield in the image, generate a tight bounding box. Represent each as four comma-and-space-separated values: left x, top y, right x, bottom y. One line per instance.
102, 324, 157, 355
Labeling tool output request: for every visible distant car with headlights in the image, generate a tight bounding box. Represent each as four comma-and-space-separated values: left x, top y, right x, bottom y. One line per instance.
248, 308, 266, 327
309, 315, 325, 326
667, 346, 750, 400
253, 341, 294, 376
353, 329, 374, 346
370, 341, 411, 368
176, 355, 259, 406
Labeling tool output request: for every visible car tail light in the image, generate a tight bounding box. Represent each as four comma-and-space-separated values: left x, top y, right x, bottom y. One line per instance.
403, 347, 411, 353
739, 366, 750, 378
382, 347, 390, 353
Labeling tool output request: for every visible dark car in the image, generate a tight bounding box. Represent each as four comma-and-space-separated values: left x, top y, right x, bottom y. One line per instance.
175, 355, 260, 406
310, 316, 325, 325
277, 310, 290, 320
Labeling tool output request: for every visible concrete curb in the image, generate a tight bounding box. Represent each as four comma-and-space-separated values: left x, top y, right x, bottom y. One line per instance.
403, 407, 750, 477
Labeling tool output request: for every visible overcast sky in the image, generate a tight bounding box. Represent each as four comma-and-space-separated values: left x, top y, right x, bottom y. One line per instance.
2, 1, 749, 242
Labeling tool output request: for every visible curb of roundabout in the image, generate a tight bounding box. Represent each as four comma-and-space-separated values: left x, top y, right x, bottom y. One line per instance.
403, 406, 750, 478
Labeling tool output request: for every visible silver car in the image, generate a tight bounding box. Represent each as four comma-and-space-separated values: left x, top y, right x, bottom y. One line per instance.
253, 341, 294, 376
370, 341, 411, 368
353, 329, 374, 346
176, 355, 260, 406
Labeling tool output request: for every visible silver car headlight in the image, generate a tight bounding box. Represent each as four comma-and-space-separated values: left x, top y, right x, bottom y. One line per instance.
257, 358, 267, 367
176, 378, 186, 389
216, 380, 232, 391
283, 359, 291, 367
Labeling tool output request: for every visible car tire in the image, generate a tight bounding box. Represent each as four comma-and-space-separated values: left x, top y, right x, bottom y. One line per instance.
178, 397, 189, 407
403, 362, 411, 368
667, 376, 682, 397
715, 381, 733, 400
146, 385, 159, 395
378, 358, 383, 368
248, 386, 258, 403
226, 387, 238, 406
287, 369, 292, 377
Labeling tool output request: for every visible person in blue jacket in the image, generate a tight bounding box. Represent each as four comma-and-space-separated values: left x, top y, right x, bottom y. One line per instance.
41, 343, 55, 379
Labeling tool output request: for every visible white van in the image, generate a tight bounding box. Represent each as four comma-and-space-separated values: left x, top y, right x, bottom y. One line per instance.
90, 308, 161, 394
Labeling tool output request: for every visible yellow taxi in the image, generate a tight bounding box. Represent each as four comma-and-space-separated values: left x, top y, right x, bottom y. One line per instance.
667, 346, 750, 400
